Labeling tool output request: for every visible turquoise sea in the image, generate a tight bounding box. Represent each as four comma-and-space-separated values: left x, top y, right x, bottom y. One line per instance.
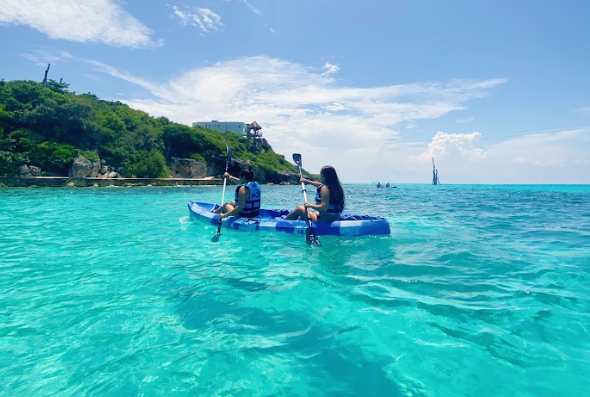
1, 184, 589, 396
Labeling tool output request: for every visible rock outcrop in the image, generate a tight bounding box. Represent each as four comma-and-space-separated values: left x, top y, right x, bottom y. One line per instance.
267, 170, 300, 185
168, 157, 207, 178
30, 166, 41, 177
203, 156, 299, 184
17, 152, 298, 184
69, 154, 119, 179
18, 165, 29, 178
69, 155, 101, 178
18, 164, 41, 178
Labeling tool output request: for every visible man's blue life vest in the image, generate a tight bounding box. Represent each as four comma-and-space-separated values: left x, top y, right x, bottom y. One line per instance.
315, 184, 344, 215
235, 181, 261, 217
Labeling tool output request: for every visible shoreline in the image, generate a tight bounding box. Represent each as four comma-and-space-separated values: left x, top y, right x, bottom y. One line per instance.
0, 176, 225, 188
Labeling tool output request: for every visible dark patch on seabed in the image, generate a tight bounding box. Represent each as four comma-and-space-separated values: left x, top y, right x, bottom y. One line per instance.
178, 298, 413, 396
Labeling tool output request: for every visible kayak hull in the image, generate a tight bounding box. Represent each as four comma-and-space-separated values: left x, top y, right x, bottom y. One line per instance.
188, 201, 390, 237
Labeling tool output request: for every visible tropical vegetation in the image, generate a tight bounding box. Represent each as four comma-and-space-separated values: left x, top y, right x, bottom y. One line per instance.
0, 79, 301, 180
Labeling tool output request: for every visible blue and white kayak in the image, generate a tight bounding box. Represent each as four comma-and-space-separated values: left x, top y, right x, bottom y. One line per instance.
188, 201, 390, 237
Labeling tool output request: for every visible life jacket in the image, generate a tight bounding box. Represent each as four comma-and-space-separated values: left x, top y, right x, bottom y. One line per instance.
235, 181, 261, 217
315, 184, 344, 214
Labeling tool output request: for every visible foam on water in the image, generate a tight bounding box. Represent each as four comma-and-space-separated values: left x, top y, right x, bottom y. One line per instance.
1, 185, 589, 396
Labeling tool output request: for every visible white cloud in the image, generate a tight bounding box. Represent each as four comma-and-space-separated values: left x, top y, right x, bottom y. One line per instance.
238, 0, 262, 16
321, 62, 339, 77
408, 128, 590, 184
86, 56, 518, 182
413, 131, 487, 161
483, 129, 590, 182
83, 73, 102, 82
20, 50, 72, 66
20, 53, 53, 67
83, 60, 176, 101
0, 0, 159, 48
171, 6, 223, 34
222, 0, 262, 15
83, 55, 590, 183
456, 116, 474, 123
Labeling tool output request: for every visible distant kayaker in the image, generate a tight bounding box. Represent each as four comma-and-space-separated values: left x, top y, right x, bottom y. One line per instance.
386, 182, 390, 188
377, 182, 381, 188
213, 168, 261, 219
285, 165, 345, 222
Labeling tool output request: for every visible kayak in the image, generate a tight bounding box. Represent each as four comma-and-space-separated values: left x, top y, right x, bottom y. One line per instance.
188, 201, 390, 237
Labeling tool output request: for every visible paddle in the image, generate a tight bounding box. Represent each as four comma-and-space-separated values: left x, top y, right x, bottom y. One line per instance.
213, 145, 232, 241
292, 153, 321, 247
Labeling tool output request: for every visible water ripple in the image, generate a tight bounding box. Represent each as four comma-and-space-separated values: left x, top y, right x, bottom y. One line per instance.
1, 185, 589, 396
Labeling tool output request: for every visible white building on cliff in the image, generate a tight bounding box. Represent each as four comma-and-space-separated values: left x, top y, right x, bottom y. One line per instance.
193, 120, 248, 136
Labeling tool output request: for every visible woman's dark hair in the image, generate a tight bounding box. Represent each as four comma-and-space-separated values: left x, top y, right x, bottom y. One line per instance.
241, 167, 255, 181
320, 165, 345, 208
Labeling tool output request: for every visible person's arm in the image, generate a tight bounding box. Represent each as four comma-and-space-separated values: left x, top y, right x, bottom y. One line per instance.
221, 186, 247, 218
305, 185, 330, 213
300, 177, 322, 187
224, 172, 241, 184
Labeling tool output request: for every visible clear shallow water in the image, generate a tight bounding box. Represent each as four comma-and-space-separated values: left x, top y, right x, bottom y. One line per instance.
1, 184, 589, 396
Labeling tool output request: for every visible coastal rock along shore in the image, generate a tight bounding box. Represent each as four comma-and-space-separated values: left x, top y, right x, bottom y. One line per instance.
1, 153, 301, 188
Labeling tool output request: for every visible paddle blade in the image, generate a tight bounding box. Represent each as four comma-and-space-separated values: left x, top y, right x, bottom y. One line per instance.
305, 227, 322, 247
292, 153, 302, 167
212, 216, 222, 242
226, 145, 232, 164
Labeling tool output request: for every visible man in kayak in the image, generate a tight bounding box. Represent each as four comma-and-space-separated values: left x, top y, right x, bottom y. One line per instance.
213, 168, 261, 219
285, 165, 345, 222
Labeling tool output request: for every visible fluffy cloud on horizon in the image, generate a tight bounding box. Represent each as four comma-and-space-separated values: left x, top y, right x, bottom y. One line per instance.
83, 55, 589, 183
413, 132, 487, 162
402, 127, 590, 184
0, 0, 159, 48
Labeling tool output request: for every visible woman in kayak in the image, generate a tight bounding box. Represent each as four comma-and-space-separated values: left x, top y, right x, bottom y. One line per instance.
285, 165, 345, 222
213, 168, 261, 219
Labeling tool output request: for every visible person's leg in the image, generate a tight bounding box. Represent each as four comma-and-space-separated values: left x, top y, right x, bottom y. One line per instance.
307, 211, 319, 222
285, 205, 306, 220
212, 203, 235, 214
285, 207, 320, 221
222, 203, 235, 214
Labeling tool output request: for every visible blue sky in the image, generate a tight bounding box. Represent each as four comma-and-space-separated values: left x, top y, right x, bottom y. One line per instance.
1, 0, 589, 183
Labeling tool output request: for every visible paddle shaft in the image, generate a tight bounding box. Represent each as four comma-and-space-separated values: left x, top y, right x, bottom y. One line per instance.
217, 147, 231, 234
298, 168, 312, 218
220, 176, 228, 207
297, 165, 316, 231
291, 153, 320, 246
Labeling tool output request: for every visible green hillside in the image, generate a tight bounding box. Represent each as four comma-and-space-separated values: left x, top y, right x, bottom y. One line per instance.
0, 79, 302, 181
